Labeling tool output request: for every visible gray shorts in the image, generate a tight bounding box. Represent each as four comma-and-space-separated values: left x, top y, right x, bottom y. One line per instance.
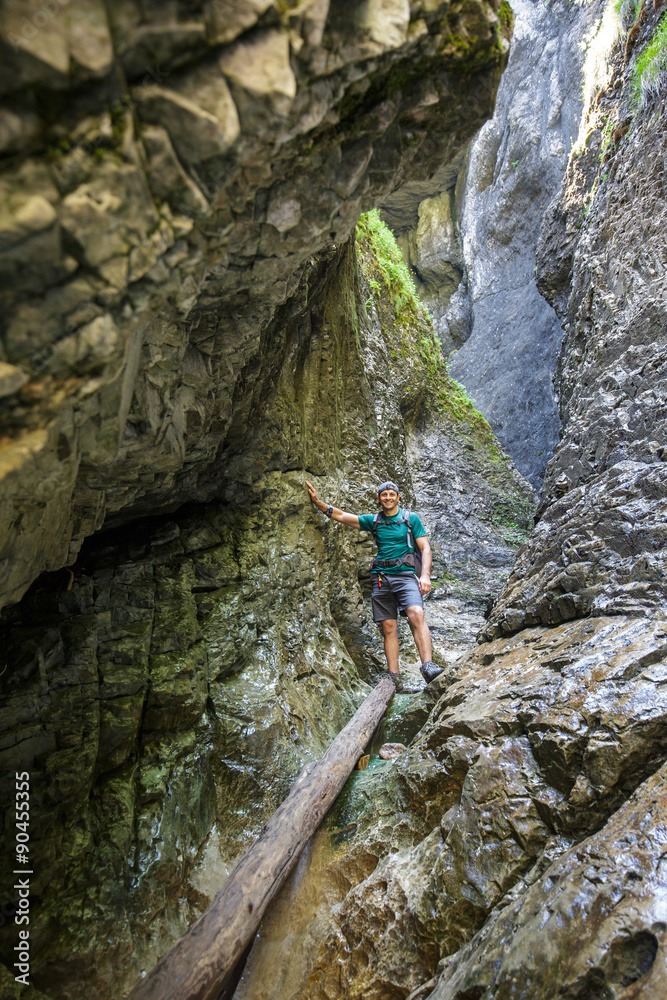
371, 572, 423, 622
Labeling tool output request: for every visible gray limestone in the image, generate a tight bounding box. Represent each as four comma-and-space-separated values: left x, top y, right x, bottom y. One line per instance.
234, 11, 667, 1000
449, 0, 602, 489
235, 615, 667, 1000
0, 0, 510, 613
385, 0, 603, 489
0, 233, 532, 998
2, 5, 667, 1000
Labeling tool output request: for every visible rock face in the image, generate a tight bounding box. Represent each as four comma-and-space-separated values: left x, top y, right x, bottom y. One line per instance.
233, 10, 667, 1000
235, 615, 667, 1000
482, 459, 667, 639
431, 758, 667, 1000
0, 0, 510, 613
0, 228, 532, 998
385, 0, 603, 489
3, 4, 667, 1000
484, 4, 667, 642
394, 175, 469, 345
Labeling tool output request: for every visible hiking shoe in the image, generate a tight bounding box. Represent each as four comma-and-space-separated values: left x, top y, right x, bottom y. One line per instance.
385, 671, 403, 692
420, 661, 444, 684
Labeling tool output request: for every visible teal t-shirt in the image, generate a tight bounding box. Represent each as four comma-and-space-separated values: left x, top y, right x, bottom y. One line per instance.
358, 508, 426, 575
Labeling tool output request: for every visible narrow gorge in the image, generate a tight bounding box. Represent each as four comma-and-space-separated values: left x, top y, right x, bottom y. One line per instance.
0, 2, 666, 999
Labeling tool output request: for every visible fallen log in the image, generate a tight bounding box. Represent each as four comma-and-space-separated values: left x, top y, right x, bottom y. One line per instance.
131, 673, 397, 1000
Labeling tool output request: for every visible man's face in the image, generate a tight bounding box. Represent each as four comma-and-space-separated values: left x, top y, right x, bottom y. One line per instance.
379, 489, 399, 510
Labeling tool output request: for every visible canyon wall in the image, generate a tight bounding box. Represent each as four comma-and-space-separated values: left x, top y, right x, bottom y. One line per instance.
0, 222, 532, 996
0, 3, 526, 993
234, 5, 667, 1000
485, 0, 667, 641
0, 0, 510, 613
386, 0, 604, 489
2, 2, 667, 1000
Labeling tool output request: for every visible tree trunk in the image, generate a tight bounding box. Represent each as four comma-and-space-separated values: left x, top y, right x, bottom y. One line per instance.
130, 674, 397, 1000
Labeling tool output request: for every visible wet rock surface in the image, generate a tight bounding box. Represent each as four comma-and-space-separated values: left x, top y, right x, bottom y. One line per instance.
485, 9, 667, 639
0, 487, 366, 999
431, 760, 667, 1000
235, 615, 667, 1000
2, 4, 667, 1000
0, 0, 510, 612
233, 11, 667, 1000
0, 234, 530, 997
385, 0, 603, 489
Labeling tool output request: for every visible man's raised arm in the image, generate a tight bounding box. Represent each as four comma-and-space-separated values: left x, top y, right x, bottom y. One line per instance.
306, 480, 360, 527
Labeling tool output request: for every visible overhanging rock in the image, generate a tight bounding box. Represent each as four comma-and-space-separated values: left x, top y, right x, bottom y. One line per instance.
0, 0, 511, 611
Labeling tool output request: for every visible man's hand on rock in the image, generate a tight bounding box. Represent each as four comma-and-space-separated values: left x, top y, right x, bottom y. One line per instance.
419, 575, 431, 597
306, 480, 322, 509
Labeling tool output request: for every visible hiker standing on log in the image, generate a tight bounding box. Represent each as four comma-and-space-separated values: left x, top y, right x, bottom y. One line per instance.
306, 479, 443, 691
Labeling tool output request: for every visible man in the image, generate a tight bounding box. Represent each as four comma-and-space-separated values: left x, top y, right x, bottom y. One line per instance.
306, 479, 443, 691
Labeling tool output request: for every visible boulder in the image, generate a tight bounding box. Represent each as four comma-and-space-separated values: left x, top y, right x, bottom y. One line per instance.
135, 83, 240, 165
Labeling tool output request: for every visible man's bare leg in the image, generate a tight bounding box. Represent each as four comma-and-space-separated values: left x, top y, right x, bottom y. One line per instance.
406, 606, 433, 663
379, 619, 400, 673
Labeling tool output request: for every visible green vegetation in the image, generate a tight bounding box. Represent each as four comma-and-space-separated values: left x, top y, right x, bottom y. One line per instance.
110, 94, 131, 142
631, 13, 667, 104
355, 210, 424, 321
582, 176, 598, 216
614, 0, 642, 31
498, 0, 514, 30
46, 97, 129, 163
612, 0, 667, 106
492, 496, 533, 530
355, 210, 503, 458
599, 114, 615, 160
491, 496, 534, 548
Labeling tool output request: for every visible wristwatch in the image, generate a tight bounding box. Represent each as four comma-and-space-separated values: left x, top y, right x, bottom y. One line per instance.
326, 505, 333, 518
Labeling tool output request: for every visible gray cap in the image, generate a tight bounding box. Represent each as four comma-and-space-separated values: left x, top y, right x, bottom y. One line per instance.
377, 481, 400, 495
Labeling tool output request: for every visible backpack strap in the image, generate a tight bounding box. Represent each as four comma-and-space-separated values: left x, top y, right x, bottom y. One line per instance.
403, 510, 422, 575
402, 509, 414, 552
370, 508, 421, 574
371, 509, 414, 548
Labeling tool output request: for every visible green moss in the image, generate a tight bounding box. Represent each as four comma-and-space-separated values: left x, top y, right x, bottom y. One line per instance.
440, 370, 499, 451
355, 212, 505, 461
355, 209, 424, 322
110, 96, 130, 144
599, 114, 616, 160
631, 13, 667, 104
489, 495, 534, 547
498, 1, 514, 32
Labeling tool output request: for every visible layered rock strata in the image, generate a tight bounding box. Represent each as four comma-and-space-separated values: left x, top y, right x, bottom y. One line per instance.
385, 0, 604, 488
3, 5, 667, 1000
236, 615, 667, 999
235, 9, 667, 1000
0, 232, 532, 998
430, 756, 667, 999
0, 0, 511, 612
485, 7, 667, 640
